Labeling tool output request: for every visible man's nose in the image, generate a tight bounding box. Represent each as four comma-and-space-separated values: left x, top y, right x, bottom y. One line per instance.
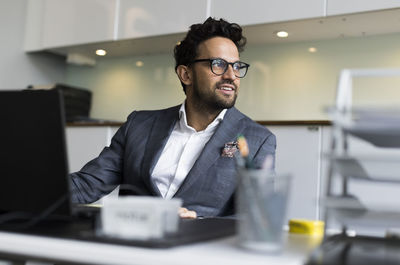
222, 64, 237, 80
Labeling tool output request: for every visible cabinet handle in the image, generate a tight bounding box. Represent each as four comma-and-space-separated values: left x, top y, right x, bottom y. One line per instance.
307, 126, 319, 131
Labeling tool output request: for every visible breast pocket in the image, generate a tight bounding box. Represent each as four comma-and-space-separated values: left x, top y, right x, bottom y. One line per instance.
209, 157, 238, 198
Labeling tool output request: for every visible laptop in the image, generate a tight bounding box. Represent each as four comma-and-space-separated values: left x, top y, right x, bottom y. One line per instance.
0, 89, 235, 247
0, 89, 70, 217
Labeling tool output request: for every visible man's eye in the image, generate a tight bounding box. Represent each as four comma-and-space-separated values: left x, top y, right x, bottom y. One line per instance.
234, 63, 244, 70
213, 59, 226, 68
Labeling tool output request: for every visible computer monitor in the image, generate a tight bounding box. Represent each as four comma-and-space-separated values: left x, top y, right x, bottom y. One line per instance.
0, 89, 71, 217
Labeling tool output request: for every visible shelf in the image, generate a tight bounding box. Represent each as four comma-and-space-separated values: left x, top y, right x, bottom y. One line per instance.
329, 108, 400, 148
323, 196, 400, 228
323, 68, 400, 236
326, 154, 400, 182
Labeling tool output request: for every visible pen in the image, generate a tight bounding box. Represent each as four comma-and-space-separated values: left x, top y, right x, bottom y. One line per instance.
236, 134, 253, 168
236, 135, 270, 236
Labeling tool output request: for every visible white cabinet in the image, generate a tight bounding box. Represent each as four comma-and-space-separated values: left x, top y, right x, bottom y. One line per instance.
27, 0, 117, 50
210, 0, 325, 26
117, 0, 209, 40
25, 0, 208, 51
25, 0, 400, 53
24, 0, 46, 51
42, 0, 117, 48
326, 0, 400, 16
268, 125, 329, 221
66, 126, 119, 173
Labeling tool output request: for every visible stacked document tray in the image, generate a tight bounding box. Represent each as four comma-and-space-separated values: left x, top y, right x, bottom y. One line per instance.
323, 68, 400, 236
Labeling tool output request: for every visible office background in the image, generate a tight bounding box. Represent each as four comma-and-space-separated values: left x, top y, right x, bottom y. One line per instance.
2, 0, 400, 122
66, 33, 400, 121
2, 0, 400, 227
0, 1, 65, 89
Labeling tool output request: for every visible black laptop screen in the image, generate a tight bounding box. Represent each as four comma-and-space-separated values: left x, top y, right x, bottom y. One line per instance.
0, 89, 70, 216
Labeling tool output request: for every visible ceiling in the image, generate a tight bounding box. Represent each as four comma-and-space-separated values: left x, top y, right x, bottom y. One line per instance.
48, 8, 400, 59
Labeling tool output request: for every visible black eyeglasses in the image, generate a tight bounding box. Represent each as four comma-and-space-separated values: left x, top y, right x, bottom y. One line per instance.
191, 58, 250, 78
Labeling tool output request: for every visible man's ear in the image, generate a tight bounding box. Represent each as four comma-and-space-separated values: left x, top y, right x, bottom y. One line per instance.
176, 65, 192, 86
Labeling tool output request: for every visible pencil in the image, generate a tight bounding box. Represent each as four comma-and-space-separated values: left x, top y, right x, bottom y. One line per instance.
236, 135, 254, 169
237, 135, 249, 158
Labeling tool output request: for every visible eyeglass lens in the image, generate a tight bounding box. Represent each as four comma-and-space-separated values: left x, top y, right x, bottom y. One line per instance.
211, 59, 248, 78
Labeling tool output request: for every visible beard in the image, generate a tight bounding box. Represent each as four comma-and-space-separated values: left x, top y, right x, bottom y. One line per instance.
191, 77, 238, 113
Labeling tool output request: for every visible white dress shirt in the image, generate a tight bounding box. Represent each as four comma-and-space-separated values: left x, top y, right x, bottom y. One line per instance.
151, 103, 227, 199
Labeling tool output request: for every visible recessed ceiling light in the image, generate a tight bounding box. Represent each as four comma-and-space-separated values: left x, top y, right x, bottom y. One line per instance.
95, 49, 107, 56
276, 31, 289, 38
308, 47, 317, 53
136, 61, 144, 67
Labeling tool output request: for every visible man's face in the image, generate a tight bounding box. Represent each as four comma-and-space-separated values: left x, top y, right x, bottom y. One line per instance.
188, 37, 241, 111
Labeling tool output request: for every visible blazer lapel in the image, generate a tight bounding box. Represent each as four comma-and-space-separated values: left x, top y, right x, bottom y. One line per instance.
141, 106, 180, 196
175, 107, 245, 195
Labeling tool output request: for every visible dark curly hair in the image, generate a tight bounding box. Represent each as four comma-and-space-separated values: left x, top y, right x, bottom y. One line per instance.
174, 17, 247, 92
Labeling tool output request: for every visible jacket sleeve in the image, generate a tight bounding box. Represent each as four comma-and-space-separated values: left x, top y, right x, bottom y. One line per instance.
69, 112, 136, 204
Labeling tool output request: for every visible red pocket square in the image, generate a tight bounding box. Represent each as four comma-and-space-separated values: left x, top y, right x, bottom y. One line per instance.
221, 141, 238, 158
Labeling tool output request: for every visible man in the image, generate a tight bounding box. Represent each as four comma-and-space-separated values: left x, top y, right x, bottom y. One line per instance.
69, 17, 276, 218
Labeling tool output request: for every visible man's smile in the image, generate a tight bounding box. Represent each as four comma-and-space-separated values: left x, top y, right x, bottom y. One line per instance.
216, 82, 236, 95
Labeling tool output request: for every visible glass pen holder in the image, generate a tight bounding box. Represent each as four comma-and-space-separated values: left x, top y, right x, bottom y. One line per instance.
236, 168, 292, 253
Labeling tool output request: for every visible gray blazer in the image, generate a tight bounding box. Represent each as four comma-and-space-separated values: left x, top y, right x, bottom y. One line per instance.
70, 105, 276, 217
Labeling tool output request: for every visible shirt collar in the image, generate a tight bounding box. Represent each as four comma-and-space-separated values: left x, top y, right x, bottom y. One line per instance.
178, 101, 227, 133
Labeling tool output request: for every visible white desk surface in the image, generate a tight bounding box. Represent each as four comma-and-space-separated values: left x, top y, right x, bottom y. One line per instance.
0, 231, 319, 265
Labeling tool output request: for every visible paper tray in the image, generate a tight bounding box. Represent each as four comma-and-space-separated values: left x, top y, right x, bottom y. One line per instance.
327, 155, 400, 182
322, 196, 400, 228
329, 108, 400, 148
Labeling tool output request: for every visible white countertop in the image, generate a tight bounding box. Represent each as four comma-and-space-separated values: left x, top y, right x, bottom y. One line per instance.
0, 231, 321, 265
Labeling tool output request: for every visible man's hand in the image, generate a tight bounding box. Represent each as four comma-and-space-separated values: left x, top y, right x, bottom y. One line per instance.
178, 207, 197, 219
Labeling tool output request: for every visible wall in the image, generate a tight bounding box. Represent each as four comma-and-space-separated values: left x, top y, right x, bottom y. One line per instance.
66, 53, 184, 121
65, 32, 400, 121
0, 0, 65, 90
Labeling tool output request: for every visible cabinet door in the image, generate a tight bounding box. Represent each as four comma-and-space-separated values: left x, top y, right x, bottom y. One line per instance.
268, 125, 324, 221
327, 0, 400, 16
117, 0, 208, 40
42, 0, 117, 48
210, 0, 325, 26
66, 126, 118, 172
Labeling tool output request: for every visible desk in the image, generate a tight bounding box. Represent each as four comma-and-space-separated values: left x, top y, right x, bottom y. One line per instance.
0, 231, 318, 265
